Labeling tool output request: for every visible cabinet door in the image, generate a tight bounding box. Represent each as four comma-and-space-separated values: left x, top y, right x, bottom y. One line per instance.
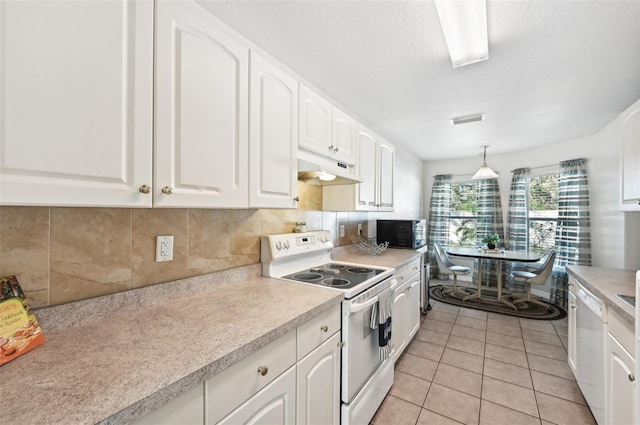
296, 333, 341, 425
377, 139, 395, 212
249, 52, 298, 209
331, 107, 357, 166
568, 289, 578, 375
218, 367, 296, 425
0, 0, 153, 207
155, 0, 248, 208
391, 280, 409, 362
356, 127, 378, 211
299, 85, 332, 156
606, 333, 636, 425
134, 384, 204, 425
408, 277, 421, 341
621, 103, 640, 207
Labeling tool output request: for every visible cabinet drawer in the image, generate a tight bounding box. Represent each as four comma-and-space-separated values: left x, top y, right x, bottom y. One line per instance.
395, 258, 421, 286
297, 304, 341, 360
608, 308, 635, 356
206, 330, 296, 424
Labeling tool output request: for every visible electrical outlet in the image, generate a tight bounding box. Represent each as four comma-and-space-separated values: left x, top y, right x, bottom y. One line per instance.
340, 225, 345, 237
357, 223, 363, 235
156, 235, 174, 262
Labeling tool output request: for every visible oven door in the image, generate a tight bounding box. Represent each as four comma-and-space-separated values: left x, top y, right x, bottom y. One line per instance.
341, 277, 393, 403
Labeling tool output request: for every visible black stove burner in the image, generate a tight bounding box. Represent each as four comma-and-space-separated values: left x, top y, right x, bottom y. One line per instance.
291, 272, 323, 281
322, 278, 350, 286
282, 263, 386, 290
346, 267, 375, 274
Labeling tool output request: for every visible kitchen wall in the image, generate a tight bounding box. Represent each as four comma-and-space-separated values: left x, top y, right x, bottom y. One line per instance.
422, 109, 640, 271
0, 145, 424, 308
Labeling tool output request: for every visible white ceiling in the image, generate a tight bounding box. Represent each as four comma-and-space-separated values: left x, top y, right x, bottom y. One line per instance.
199, 0, 640, 161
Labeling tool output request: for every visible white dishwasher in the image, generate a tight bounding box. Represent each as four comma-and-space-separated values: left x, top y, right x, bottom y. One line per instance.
575, 282, 606, 425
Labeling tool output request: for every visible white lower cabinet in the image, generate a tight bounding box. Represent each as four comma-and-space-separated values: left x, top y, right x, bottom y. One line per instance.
408, 277, 421, 341
391, 259, 421, 362
605, 308, 636, 425
391, 279, 409, 362
218, 366, 296, 425
568, 280, 578, 375
296, 332, 341, 425
134, 384, 204, 425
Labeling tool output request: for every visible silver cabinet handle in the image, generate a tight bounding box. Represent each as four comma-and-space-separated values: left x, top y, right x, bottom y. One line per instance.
257, 366, 268, 376
570, 305, 576, 310
320, 325, 328, 333
161, 186, 173, 195
138, 185, 151, 194
333, 147, 339, 152
629, 374, 636, 382
337, 341, 344, 349
293, 196, 300, 202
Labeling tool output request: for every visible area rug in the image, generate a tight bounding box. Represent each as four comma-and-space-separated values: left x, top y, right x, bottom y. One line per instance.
429, 285, 566, 320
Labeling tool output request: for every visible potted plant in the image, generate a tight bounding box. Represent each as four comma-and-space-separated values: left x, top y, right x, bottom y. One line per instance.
482, 233, 500, 250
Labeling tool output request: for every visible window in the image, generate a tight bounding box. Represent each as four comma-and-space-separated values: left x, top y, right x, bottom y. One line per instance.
449, 182, 478, 247
527, 174, 559, 254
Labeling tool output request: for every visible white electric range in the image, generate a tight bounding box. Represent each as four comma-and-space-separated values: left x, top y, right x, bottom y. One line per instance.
261, 230, 396, 425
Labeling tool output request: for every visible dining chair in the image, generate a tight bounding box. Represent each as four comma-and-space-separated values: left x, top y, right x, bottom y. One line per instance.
510, 251, 556, 309
433, 243, 471, 296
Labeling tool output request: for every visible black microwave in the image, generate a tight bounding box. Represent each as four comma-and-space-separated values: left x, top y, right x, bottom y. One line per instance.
376, 219, 427, 249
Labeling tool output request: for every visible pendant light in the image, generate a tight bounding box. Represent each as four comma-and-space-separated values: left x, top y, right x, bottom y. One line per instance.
472, 145, 498, 179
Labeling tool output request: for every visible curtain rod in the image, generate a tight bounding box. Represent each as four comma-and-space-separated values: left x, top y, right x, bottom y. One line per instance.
510, 164, 558, 173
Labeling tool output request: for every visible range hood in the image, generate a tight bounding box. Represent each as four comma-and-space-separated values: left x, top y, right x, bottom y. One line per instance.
297, 150, 363, 186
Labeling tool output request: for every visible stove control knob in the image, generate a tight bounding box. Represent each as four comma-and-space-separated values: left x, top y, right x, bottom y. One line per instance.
276, 241, 283, 250
284, 241, 291, 249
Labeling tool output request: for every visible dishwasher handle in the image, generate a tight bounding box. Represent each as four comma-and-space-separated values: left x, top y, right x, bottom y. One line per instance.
578, 288, 603, 319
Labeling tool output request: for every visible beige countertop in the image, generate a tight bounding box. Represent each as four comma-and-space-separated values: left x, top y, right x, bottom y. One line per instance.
0, 270, 342, 425
567, 265, 636, 324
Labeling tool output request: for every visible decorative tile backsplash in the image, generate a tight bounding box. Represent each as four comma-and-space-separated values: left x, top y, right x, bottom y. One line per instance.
0, 205, 368, 308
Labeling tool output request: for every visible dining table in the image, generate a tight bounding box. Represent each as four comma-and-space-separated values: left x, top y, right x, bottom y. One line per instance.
445, 247, 542, 309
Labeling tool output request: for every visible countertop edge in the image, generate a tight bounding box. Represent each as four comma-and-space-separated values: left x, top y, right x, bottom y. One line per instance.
101, 296, 342, 425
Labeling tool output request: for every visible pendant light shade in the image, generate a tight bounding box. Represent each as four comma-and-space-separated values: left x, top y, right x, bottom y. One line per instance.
472, 145, 498, 179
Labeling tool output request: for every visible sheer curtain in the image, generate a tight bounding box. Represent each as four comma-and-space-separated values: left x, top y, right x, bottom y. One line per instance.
427, 175, 452, 279
552, 158, 592, 307
473, 178, 505, 287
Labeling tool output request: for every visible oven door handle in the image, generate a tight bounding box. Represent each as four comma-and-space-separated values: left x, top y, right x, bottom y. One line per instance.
349, 296, 379, 314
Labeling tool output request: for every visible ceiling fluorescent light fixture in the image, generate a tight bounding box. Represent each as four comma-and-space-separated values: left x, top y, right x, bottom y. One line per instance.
450, 113, 485, 125
472, 145, 498, 179
434, 0, 489, 68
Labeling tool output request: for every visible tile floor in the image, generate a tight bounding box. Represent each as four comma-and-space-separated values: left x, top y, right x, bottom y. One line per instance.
371, 281, 597, 425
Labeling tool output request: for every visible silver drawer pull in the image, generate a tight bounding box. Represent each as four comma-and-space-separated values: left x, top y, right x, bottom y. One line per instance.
257, 366, 268, 376
161, 186, 173, 195
138, 184, 151, 194
629, 374, 635, 382
320, 325, 328, 333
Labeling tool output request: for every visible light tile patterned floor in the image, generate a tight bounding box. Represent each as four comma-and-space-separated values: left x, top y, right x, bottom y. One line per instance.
371, 282, 597, 425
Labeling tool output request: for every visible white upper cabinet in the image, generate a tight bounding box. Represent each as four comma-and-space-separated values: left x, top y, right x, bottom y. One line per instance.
377, 138, 395, 212
331, 107, 358, 165
620, 99, 640, 211
356, 126, 379, 210
299, 85, 333, 157
249, 52, 299, 209
299, 85, 357, 166
0, 0, 154, 207
155, 1, 248, 208
322, 125, 394, 212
